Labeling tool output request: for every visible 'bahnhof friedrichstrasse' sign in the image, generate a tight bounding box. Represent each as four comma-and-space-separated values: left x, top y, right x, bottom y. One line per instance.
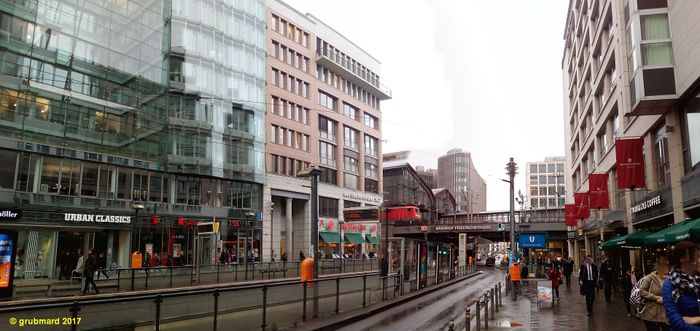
64, 213, 132, 224
433, 224, 493, 232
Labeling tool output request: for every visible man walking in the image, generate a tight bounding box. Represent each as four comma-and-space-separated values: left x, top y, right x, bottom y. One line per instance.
600, 255, 614, 302
561, 255, 574, 287
82, 249, 99, 295
579, 255, 598, 316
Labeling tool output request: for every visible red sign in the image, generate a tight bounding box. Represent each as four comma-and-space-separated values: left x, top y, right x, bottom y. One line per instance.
177, 216, 184, 225
328, 220, 334, 230
318, 219, 324, 229
372, 225, 377, 232
565, 204, 578, 226
420, 226, 428, 232
230, 220, 240, 227
615, 138, 646, 189
151, 215, 159, 225
342, 223, 366, 231
588, 173, 610, 209
574, 192, 590, 220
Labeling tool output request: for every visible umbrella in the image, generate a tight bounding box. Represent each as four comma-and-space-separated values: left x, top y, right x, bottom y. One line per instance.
600, 231, 651, 250
643, 218, 700, 245
600, 234, 625, 251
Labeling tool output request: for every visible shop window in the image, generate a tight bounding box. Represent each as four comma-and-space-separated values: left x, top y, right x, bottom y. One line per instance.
81, 162, 99, 197
0, 149, 17, 189
40, 157, 61, 193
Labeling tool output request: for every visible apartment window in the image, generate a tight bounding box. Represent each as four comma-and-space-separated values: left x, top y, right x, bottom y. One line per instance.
640, 14, 673, 66
654, 125, 671, 188
548, 186, 557, 195
530, 164, 538, 173
539, 175, 546, 184
598, 132, 609, 157
531, 199, 539, 208
547, 164, 556, 173
271, 69, 278, 86
530, 187, 538, 196
363, 113, 377, 129
344, 126, 358, 149
344, 173, 358, 190
319, 142, 336, 167
557, 163, 564, 173
302, 108, 309, 124
364, 135, 377, 157
342, 103, 358, 120
530, 175, 538, 185
364, 179, 378, 193
344, 156, 358, 173
270, 155, 278, 174
365, 163, 377, 179
538, 164, 546, 173
319, 167, 337, 185
319, 197, 338, 217
319, 116, 336, 141
270, 125, 277, 143
539, 187, 547, 196
686, 97, 700, 170
318, 90, 336, 110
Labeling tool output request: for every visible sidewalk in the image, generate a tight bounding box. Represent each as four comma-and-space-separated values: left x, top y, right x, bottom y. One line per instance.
491, 277, 645, 330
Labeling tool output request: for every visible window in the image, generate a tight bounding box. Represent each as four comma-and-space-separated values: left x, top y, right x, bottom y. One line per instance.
531, 199, 539, 208
342, 103, 358, 120
530, 175, 538, 185
344, 173, 358, 190
0, 149, 17, 189
530, 187, 538, 196
271, 68, 278, 86
344, 200, 361, 208
319, 116, 336, 141
640, 14, 673, 66
686, 96, 700, 170
364, 178, 378, 193
557, 163, 564, 173
320, 167, 337, 185
530, 164, 538, 173
654, 125, 671, 188
538, 164, 546, 173
539, 187, 547, 196
364, 135, 377, 157
270, 125, 277, 143
319, 197, 338, 217
344, 126, 358, 149
344, 156, 358, 173
365, 163, 377, 179
547, 164, 556, 173
319, 142, 336, 166
318, 90, 336, 110
363, 113, 377, 129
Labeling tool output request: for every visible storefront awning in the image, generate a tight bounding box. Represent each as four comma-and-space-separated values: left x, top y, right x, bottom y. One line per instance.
319, 231, 341, 243
644, 218, 700, 245
600, 231, 651, 250
344, 232, 366, 244
365, 234, 381, 244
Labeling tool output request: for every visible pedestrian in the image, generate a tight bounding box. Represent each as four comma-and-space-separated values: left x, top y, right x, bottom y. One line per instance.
220, 249, 228, 264
299, 250, 305, 261
623, 265, 636, 318
509, 260, 522, 299
562, 255, 574, 287
600, 254, 615, 302
82, 249, 99, 295
579, 255, 598, 316
662, 241, 700, 330
639, 255, 670, 331
96, 252, 109, 279
548, 262, 562, 301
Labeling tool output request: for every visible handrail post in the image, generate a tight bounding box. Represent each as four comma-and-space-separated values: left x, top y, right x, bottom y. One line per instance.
155, 294, 162, 331
69, 301, 80, 331
217, 263, 220, 283
213, 289, 220, 331
145, 267, 149, 288
475, 300, 481, 331
302, 281, 308, 321
261, 285, 268, 330
130, 269, 135, 291
495, 285, 499, 312
465, 306, 471, 331
335, 277, 340, 314
490, 289, 495, 320
483, 297, 488, 329
235, 263, 238, 282
117, 269, 121, 291
169, 266, 173, 288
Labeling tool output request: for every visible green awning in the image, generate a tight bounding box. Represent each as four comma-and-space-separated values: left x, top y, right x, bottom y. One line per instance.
319, 231, 341, 243
365, 234, 381, 244
601, 231, 652, 250
600, 234, 625, 251
644, 218, 700, 245
344, 232, 366, 244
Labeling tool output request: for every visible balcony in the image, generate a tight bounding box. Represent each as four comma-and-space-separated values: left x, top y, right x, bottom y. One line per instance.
628, 67, 677, 116
315, 49, 392, 100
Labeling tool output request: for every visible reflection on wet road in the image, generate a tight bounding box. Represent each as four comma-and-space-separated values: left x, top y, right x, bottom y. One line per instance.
337, 269, 505, 331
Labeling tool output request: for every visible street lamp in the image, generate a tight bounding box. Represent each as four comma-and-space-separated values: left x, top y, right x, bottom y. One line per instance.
505, 158, 518, 266
131, 203, 145, 265
297, 166, 322, 318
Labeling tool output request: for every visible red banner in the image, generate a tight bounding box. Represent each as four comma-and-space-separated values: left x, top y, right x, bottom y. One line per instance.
615, 138, 646, 189
588, 173, 610, 210
574, 192, 590, 220
565, 204, 578, 226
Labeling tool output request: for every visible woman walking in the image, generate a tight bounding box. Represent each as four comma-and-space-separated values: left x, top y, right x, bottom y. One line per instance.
548, 262, 562, 301
623, 265, 636, 318
663, 241, 700, 331
639, 255, 669, 331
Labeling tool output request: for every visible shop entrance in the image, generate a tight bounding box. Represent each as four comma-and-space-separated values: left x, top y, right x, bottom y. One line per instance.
194, 233, 216, 282
55, 231, 110, 280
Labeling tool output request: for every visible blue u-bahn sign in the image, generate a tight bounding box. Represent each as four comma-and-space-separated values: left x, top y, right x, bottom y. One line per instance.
518, 233, 547, 249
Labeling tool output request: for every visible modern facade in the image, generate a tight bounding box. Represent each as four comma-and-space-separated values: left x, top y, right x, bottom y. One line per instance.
264, 0, 389, 261
416, 165, 438, 189
562, 0, 700, 269
437, 148, 486, 213
525, 157, 566, 210
0, 0, 266, 279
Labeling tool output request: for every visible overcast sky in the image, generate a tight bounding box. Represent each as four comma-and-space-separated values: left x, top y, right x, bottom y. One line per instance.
285, 0, 570, 211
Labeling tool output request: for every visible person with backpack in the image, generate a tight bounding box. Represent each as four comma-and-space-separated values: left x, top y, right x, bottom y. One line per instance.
662, 241, 700, 331
639, 255, 670, 331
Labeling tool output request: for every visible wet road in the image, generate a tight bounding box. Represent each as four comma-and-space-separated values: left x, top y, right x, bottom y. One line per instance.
338, 269, 505, 331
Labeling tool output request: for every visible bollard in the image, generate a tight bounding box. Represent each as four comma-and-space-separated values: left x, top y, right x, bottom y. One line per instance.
483, 297, 489, 329
495, 285, 500, 312
475, 300, 481, 331
465, 307, 471, 331
497, 283, 501, 308
490, 289, 495, 320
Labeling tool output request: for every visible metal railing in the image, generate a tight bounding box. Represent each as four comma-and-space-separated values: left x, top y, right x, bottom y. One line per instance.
460, 281, 503, 331
1, 265, 479, 331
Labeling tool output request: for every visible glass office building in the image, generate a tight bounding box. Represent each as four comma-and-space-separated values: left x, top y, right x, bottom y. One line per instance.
0, 0, 265, 279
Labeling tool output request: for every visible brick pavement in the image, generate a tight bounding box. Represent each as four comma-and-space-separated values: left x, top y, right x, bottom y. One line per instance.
491, 276, 646, 330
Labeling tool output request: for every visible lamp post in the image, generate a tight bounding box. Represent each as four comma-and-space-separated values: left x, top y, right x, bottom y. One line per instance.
297, 166, 322, 317
131, 203, 145, 268
505, 158, 518, 266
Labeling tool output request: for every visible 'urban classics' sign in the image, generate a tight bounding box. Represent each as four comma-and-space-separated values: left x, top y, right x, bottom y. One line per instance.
342, 192, 382, 204
434, 224, 492, 232
631, 195, 662, 214
0, 210, 21, 220
64, 213, 131, 224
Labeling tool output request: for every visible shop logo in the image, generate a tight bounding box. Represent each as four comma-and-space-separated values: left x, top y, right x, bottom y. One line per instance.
0, 210, 20, 219
529, 236, 536, 243
328, 220, 334, 230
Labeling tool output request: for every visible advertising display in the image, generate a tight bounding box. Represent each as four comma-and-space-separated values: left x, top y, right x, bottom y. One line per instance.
419, 244, 427, 289
0, 231, 17, 298
458, 233, 467, 267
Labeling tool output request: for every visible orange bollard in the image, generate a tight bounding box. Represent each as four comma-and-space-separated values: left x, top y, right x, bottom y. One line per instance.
300, 257, 314, 287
